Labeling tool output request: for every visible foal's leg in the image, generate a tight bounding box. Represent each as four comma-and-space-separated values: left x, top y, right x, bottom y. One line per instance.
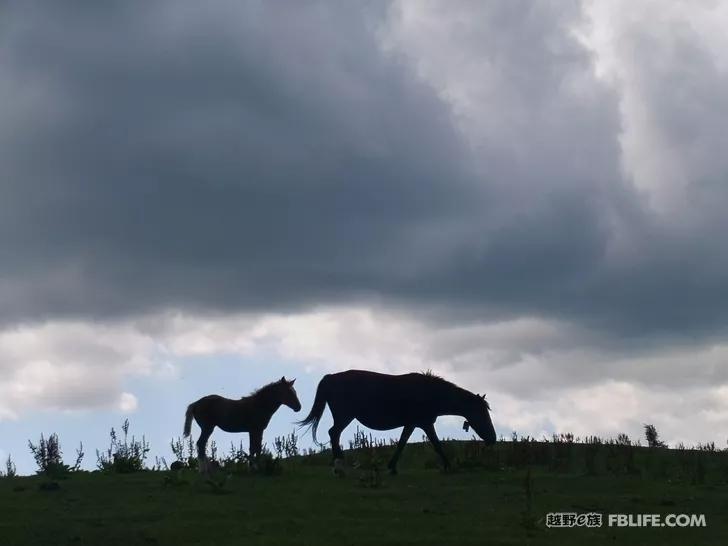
196, 424, 214, 474
388, 425, 414, 475
422, 423, 450, 471
249, 429, 263, 458
249, 429, 263, 468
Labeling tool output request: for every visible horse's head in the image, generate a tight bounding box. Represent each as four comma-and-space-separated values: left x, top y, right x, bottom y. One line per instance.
463, 393, 496, 446
278, 376, 302, 412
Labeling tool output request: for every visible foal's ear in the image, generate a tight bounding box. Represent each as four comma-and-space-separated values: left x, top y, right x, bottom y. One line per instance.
280, 376, 287, 383
289, 378, 296, 386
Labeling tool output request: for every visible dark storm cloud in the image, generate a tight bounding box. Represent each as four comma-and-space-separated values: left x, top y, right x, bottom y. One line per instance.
0, 1, 475, 315
1, 0, 728, 342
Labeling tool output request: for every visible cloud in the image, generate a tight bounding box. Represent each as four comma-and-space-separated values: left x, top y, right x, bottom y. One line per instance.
0, 0, 475, 323
1, 0, 726, 344
1, 1, 728, 443
581, 0, 728, 214
4, 307, 727, 445
0, 321, 161, 418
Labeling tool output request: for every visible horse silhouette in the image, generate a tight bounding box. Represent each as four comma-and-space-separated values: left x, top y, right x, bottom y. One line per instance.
183, 376, 301, 472
298, 370, 496, 473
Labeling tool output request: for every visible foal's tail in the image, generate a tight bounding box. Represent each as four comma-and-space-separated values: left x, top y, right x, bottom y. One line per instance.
183, 402, 195, 437
296, 375, 330, 446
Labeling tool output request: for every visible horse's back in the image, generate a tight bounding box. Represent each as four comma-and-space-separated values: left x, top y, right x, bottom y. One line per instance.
326, 369, 420, 386
323, 370, 439, 429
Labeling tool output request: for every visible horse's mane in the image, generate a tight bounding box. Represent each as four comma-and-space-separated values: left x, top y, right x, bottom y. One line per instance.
419, 369, 458, 388
418, 370, 490, 409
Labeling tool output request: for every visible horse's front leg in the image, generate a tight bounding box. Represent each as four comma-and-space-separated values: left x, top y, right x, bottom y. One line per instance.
388, 425, 414, 475
422, 423, 450, 471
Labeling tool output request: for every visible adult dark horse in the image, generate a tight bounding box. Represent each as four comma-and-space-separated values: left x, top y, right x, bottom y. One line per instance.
184, 377, 301, 472
298, 370, 496, 474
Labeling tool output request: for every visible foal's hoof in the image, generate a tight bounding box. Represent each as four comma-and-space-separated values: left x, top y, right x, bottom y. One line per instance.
388, 466, 398, 476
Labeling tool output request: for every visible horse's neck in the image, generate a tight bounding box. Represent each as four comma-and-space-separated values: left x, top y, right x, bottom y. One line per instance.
439, 385, 470, 416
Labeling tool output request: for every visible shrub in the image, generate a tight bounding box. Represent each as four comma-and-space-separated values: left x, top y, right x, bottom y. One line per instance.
28, 433, 63, 475
273, 431, 300, 459
96, 419, 150, 473
169, 435, 221, 470
644, 424, 667, 448
252, 449, 283, 476
153, 456, 169, 471
170, 435, 199, 469
0, 454, 17, 478
28, 434, 83, 476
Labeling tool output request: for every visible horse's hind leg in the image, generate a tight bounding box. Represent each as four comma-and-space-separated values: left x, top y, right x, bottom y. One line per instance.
196, 425, 214, 474
422, 423, 450, 471
328, 415, 352, 475
388, 425, 414, 475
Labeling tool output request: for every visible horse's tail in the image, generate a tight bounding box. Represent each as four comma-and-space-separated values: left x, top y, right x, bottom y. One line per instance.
183, 402, 195, 437
296, 375, 330, 446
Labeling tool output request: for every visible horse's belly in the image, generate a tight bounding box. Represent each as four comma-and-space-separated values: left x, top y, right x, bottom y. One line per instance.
218, 423, 250, 433
356, 415, 407, 431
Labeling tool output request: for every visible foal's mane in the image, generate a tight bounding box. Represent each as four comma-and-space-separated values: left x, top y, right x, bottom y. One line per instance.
243, 380, 285, 402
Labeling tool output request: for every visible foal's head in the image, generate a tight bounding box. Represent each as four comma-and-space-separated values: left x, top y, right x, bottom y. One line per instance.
275, 376, 302, 412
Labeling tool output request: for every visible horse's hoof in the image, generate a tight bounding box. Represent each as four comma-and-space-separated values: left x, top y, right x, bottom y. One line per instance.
332, 458, 346, 477
388, 467, 398, 476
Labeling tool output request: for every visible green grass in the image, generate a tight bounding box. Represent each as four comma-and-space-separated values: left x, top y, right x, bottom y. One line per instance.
1, 440, 726, 546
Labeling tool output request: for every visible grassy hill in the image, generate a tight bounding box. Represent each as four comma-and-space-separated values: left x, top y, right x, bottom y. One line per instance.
1, 437, 727, 546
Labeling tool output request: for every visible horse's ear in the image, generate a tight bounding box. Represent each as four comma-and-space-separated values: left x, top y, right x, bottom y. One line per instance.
289, 378, 296, 386
281, 376, 286, 383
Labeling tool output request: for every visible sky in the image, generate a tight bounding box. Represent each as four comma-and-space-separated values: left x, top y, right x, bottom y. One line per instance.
2, 0, 728, 474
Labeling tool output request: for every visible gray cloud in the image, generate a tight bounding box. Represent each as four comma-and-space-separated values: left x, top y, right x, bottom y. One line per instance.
1, 0, 728, 347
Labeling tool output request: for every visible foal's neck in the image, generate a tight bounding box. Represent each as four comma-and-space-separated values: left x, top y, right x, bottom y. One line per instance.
250, 388, 283, 417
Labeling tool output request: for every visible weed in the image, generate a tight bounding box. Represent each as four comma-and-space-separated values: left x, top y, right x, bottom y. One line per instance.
0, 454, 17, 478
28, 434, 82, 477
644, 424, 667, 448
273, 431, 300, 459
96, 419, 150, 473
251, 449, 283, 477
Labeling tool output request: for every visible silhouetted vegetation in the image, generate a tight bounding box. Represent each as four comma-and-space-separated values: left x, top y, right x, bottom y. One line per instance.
27, 433, 83, 478
170, 434, 199, 470
0, 454, 16, 478
644, 423, 667, 448
96, 419, 150, 473
273, 431, 299, 459
4, 424, 728, 545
